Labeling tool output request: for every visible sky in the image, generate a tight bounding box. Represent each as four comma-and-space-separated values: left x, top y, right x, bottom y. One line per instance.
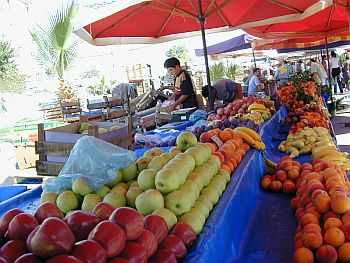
0, 0, 253, 84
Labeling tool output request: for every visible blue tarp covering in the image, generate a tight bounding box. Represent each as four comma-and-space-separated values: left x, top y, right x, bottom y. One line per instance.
0, 186, 27, 203
277, 40, 350, 54
195, 34, 256, 56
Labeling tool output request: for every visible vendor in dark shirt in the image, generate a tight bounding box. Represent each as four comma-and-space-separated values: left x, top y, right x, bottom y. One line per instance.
163, 57, 198, 112
202, 79, 243, 104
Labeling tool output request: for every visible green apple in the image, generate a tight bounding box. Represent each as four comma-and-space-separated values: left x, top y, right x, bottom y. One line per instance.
160, 153, 172, 163
135, 189, 164, 216
182, 180, 200, 199
207, 155, 221, 170
164, 161, 190, 185
208, 180, 224, 197
180, 212, 205, 234
148, 156, 167, 171
116, 183, 129, 190
56, 191, 79, 214
185, 146, 207, 167
144, 149, 162, 157
193, 200, 210, 219
81, 194, 102, 212
201, 187, 219, 205
198, 143, 212, 160
152, 208, 178, 230
155, 168, 180, 194
196, 195, 213, 211
178, 181, 200, 207
174, 153, 195, 172
121, 162, 138, 182
106, 170, 123, 187
176, 132, 197, 151
103, 193, 126, 208
204, 160, 219, 179
127, 180, 136, 188
189, 207, 206, 224
136, 156, 153, 172
72, 177, 93, 196
40, 192, 58, 204
165, 191, 191, 217
126, 187, 143, 208
211, 175, 227, 192
110, 185, 127, 196
58, 189, 71, 195
137, 168, 157, 191
79, 123, 89, 134
193, 166, 211, 188
95, 185, 110, 198
65, 210, 77, 218
187, 171, 204, 191
153, 147, 165, 155
217, 169, 231, 183
168, 147, 183, 157
129, 182, 139, 189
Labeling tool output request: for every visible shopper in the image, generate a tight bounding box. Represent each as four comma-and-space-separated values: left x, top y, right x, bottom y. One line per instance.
163, 57, 198, 111
202, 79, 243, 104
273, 61, 290, 87
309, 59, 328, 86
329, 51, 343, 94
342, 56, 350, 91
248, 68, 262, 95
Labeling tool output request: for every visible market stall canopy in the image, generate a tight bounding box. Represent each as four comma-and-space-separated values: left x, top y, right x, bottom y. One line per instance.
210, 51, 264, 60
245, 0, 350, 39
195, 34, 256, 56
74, 0, 332, 45
277, 40, 350, 53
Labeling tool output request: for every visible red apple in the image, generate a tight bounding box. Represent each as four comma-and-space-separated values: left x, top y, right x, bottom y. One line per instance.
143, 215, 168, 244
109, 208, 143, 240
71, 240, 106, 263
66, 211, 100, 241
0, 240, 28, 263
88, 221, 126, 258
7, 213, 38, 241
107, 258, 129, 263
92, 202, 115, 220
149, 249, 177, 263
14, 253, 42, 263
34, 203, 62, 224
160, 235, 187, 260
25, 226, 38, 252
46, 255, 82, 263
170, 222, 197, 248
121, 242, 147, 263
135, 230, 157, 258
0, 209, 24, 233
29, 218, 75, 259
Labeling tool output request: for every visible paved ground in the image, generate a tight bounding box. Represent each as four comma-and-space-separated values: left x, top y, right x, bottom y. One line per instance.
332, 109, 350, 154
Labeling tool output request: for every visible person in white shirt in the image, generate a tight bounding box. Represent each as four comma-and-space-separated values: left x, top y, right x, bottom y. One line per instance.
309, 59, 327, 86
329, 51, 343, 93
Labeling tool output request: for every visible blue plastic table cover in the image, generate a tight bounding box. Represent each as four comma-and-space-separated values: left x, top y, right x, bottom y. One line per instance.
0, 106, 334, 263
0, 186, 27, 203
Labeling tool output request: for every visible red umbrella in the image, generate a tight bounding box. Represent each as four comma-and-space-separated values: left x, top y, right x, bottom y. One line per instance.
74, 0, 331, 108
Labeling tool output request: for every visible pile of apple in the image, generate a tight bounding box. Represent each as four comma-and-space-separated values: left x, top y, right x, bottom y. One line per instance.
0, 203, 197, 262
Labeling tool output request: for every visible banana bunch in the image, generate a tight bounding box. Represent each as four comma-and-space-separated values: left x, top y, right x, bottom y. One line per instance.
234, 127, 266, 150
241, 111, 264, 125
262, 152, 278, 174
312, 144, 350, 170
247, 103, 271, 115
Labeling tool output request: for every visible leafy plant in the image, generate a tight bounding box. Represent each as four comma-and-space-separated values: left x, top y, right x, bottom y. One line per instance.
225, 63, 241, 80
165, 45, 192, 65
209, 62, 226, 82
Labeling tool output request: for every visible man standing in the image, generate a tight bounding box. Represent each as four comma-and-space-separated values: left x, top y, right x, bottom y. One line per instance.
248, 68, 262, 95
274, 61, 290, 87
163, 57, 198, 111
309, 59, 327, 86
201, 79, 243, 104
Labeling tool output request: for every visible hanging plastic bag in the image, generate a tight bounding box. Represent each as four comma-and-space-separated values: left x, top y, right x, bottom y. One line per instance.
42, 136, 136, 194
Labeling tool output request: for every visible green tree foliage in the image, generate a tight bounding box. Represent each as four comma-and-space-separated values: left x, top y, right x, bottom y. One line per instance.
166, 45, 192, 65
209, 62, 225, 82
0, 37, 25, 93
225, 63, 241, 81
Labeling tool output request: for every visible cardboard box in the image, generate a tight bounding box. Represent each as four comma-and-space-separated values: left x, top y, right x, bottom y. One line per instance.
45, 122, 128, 163
14, 145, 38, 169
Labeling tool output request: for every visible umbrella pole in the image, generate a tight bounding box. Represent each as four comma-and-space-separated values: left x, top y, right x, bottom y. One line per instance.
198, 0, 213, 111
251, 44, 257, 68
325, 37, 332, 88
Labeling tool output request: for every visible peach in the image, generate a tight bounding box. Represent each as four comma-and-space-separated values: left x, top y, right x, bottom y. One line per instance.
301, 163, 313, 171
235, 148, 246, 158
278, 160, 293, 172
313, 192, 331, 214
294, 231, 303, 241
311, 189, 328, 200
338, 242, 350, 263
218, 130, 232, 142
294, 238, 304, 250
207, 143, 218, 154
342, 212, 350, 224
231, 153, 242, 164
221, 164, 231, 174
283, 180, 296, 195
291, 197, 300, 210
307, 182, 325, 195
288, 168, 300, 181
313, 162, 326, 172
213, 152, 224, 163
300, 213, 319, 227
300, 194, 312, 208
223, 128, 235, 138
306, 172, 324, 183
324, 227, 345, 247
275, 170, 288, 182
327, 181, 345, 192
199, 132, 212, 143
281, 156, 293, 162
269, 180, 283, 193
329, 187, 347, 198
331, 195, 350, 214
240, 143, 250, 153
223, 161, 234, 172
296, 208, 305, 221
324, 211, 341, 221
324, 218, 343, 231
341, 223, 350, 241
327, 176, 345, 186
229, 158, 237, 168
302, 230, 323, 249
292, 160, 302, 169
305, 207, 321, 220
323, 168, 342, 181
293, 247, 314, 263
316, 245, 338, 263
218, 150, 231, 161
303, 223, 322, 234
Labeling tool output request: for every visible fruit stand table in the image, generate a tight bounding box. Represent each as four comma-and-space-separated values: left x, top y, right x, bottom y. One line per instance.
0, 186, 27, 203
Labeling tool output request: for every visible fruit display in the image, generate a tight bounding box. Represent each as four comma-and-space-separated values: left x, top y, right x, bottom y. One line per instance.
289, 111, 330, 135
207, 96, 275, 125
312, 141, 350, 170
0, 204, 197, 262
78, 123, 122, 134
284, 102, 326, 125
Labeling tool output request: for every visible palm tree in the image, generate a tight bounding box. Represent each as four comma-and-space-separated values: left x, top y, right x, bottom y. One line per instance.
225, 63, 241, 81
30, 1, 79, 101
209, 62, 226, 82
